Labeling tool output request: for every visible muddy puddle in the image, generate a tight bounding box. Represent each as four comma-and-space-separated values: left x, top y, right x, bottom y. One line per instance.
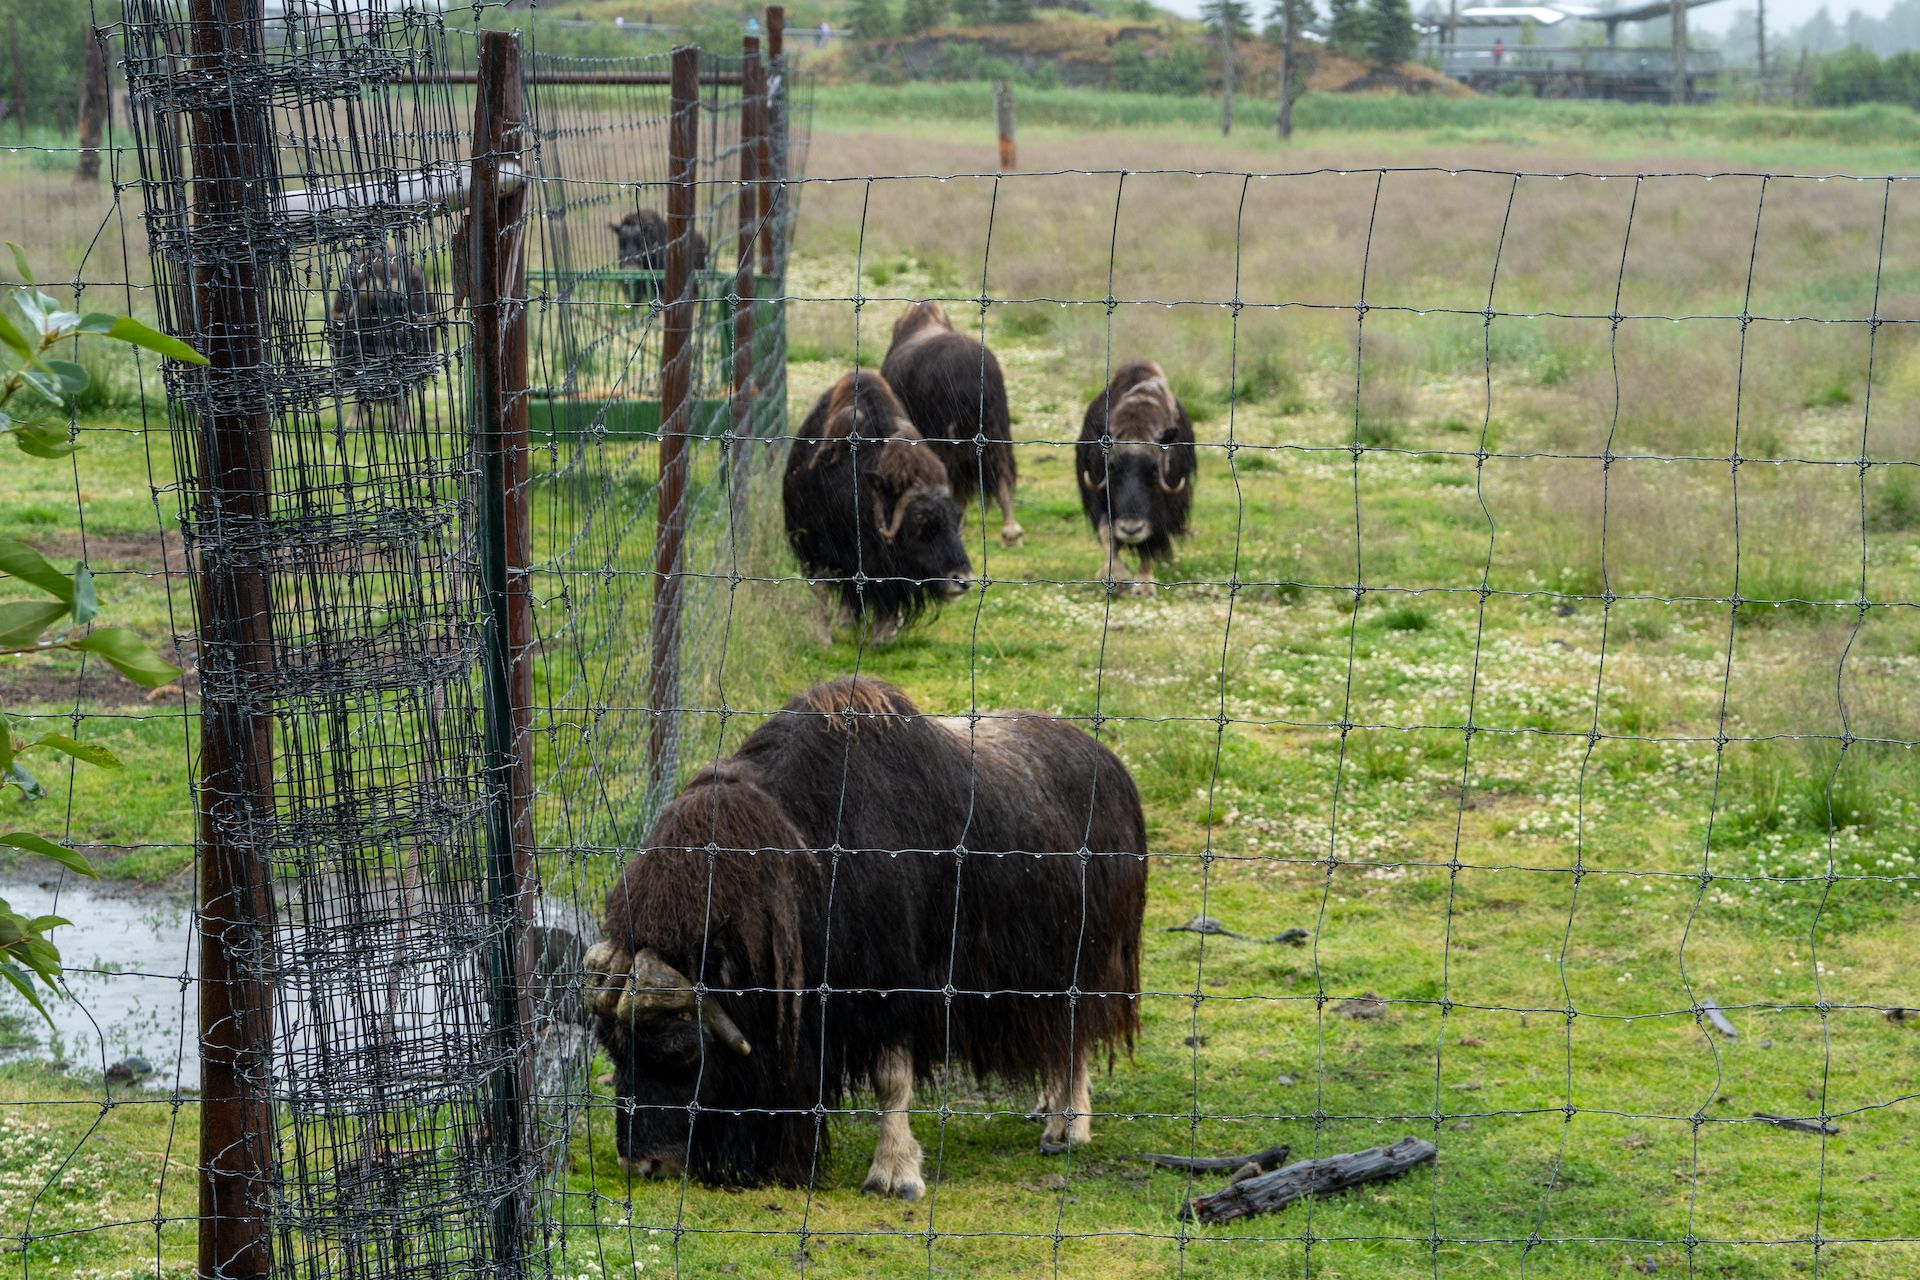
0, 872, 595, 1090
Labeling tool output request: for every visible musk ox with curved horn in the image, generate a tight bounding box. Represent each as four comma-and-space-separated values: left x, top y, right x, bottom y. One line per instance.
783, 371, 971, 644
880, 300, 1024, 547
611, 207, 709, 304
583, 676, 1149, 1195
1077, 360, 1197, 596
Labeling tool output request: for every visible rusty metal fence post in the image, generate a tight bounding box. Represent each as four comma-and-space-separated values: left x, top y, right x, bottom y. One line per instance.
186, 0, 276, 1274
648, 45, 700, 789
468, 28, 536, 1273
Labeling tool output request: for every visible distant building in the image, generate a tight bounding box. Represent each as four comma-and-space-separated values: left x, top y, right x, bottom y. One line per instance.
1426, 0, 1725, 100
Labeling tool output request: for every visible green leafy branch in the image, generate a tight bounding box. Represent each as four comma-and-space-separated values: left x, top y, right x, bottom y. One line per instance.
0, 242, 204, 1022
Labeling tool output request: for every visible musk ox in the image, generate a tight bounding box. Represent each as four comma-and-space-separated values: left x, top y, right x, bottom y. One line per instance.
1077, 360, 1197, 596
880, 301, 1023, 547
611, 207, 709, 303
327, 243, 437, 429
582, 676, 1150, 1195
783, 371, 971, 644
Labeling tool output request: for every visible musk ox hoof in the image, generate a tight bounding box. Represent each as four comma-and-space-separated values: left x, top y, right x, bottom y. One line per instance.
999, 521, 1025, 548
1125, 579, 1157, 599
1039, 1139, 1069, 1156
861, 1169, 925, 1200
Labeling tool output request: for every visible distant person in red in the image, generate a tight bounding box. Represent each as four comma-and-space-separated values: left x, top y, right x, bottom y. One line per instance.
1493, 37, 1505, 65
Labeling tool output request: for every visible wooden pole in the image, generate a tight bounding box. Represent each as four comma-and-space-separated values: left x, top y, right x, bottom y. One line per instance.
468, 30, 534, 1271
760, 6, 783, 279
994, 80, 1015, 171
1670, 0, 1688, 104
8, 14, 23, 139
1218, 22, 1234, 136
186, 0, 276, 1274
649, 46, 699, 789
735, 40, 761, 447
76, 27, 109, 183
1276, 0, 1296, 140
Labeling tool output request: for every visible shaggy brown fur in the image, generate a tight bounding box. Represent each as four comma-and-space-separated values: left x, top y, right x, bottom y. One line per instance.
784, 372, 971, 642
880, 301, 1023, 546
593, 677, 1150, 1190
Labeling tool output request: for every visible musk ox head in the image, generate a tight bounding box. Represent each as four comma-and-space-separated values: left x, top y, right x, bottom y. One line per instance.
889, 298, 953, 351
588, 769, 823, 1185
1082, 361, 1190, 546
866, 434, 970, 601
611, 207, 708, 276
809, 371, 972, 605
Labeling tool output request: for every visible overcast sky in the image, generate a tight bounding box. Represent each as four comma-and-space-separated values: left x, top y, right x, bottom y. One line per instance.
1152, 0, 1898, 35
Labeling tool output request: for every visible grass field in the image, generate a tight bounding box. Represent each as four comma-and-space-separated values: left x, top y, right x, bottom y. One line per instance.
1, 87, 1918, 1280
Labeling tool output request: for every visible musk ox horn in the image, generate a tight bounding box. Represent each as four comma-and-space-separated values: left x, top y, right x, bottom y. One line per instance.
1081, 468, 1107, 493
1157, 465, 1187, 496
581, 941, 632, 1020
876, 485, 948, 541
616, 949, 753, 1057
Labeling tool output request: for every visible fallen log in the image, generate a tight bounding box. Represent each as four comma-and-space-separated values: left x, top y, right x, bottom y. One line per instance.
1139, 1143, 1291, 1175
1753, 1112, 1839, 1135
1182, 1136, 1437, 1225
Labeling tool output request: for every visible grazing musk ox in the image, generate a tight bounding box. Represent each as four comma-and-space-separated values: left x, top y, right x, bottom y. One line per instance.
610, 208, 709, 303
327, 243, 437, 429
880, 301, 1023, 547
783, 371, 971, 644
1077, 360, 1197, 596
582, 677, 1150, 1194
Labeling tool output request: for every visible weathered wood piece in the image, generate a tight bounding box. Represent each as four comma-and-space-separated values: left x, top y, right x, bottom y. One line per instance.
1753, 1112, 1839, 1135
1700, 998, 1738, 1038
1139, 1143, 1291, 1175
1182, 1137, 1438, 1225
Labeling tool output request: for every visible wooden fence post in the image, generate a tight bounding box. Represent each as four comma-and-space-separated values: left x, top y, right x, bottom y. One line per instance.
759, 8, 782, 279
732, 37, 762, 539
994, 80, 1015, 171
467, 28, 535, 1272
649, 46, 699, 789
186, 0, 276, 1273
76, 27, 109, 183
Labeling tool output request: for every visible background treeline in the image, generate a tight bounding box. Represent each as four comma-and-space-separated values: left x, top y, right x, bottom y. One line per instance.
0, 0, 91, 128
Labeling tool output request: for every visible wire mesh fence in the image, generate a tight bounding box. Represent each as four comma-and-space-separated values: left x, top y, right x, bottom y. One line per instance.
0, 4, 1915, 1280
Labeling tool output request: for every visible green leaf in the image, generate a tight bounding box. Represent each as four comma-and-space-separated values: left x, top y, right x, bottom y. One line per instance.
12, 421, 81, 458
71, 563, 97, 626
11, 934, 61, 983
0, 539, 76, 604
73, 313, 116, 336
99, 316, 207, 366
0, 832, 99, 879
0, 600, 70, 648
0, 957, 53, 1022
26, 915, 71, 935
44, 360, 88, 397
20, 733, 121, 769
18, 367, 65, 405
4, 762, 45, 802
0, 307, 29, 361
6, 243, 32, 286
75, 627, 182, 688
0, 720, 14, 774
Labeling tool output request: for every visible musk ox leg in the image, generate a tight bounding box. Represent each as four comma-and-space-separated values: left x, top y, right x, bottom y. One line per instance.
867, 611, 902, 647
1128, 557, 1158, 599
1038, 1046, 1093, 1155
994, 474, 1024, 548
809, 583, 839, 645
1097, 524, 1140, 595
861, 1044, 925, 1200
